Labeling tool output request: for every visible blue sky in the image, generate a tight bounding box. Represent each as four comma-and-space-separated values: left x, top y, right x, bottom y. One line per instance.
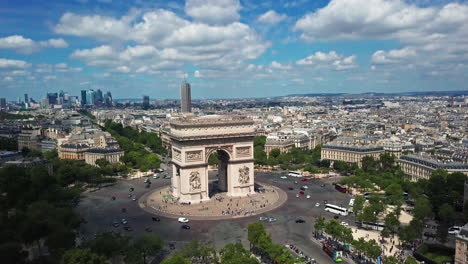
0, 0, 467, 100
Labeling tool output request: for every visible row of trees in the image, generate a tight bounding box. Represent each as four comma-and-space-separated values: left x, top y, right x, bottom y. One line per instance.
0, 112, 34, 120
102, 120, 163, 172
0, 136, 17, 151
253, 136, 326, 172
0, 164, 83, 263
339, 153, 468, 245
247, 221, 298, 264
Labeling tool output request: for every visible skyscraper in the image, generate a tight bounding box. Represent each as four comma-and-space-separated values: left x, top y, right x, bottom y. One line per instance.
47, 93, 58, 105
104, 91, 113, 107
24, 94, 29, 104
0, 98, 6, 109
95, 89, 103, 104
81, 90, 87, 106
86, 90, 95, 106
143, 95, 150, 109
180, 81, 191, 113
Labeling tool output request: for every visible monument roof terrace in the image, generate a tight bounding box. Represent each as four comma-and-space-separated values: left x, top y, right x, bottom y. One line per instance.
170, 115, 254, 129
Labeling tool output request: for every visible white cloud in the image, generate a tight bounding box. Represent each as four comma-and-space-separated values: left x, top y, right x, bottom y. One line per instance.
194, 70, 203, 78
185, 0, 240, 25
3, 76, 13, 82
270, 61, 291, 70
61, 9, 269, 74
258, 10, 287, 24
0, 58, 31, 69
113, 66, 130, 73
296, 51, 357, 70
0, 35, 68, 53
294, 0, 468, 72
43, 75, 57, 80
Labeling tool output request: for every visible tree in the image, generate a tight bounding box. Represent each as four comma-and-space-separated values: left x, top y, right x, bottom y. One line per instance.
161, 254, 191, 264
208, 153, 219, 166
380, 153, 396, 172
254, 146, 267, 165
46, 226, 76, 259
247, 221, 267, 249
384, 256, 401, 264
87, 232, 129, 258
364, 239, 382, 260
0, 242, 28, 264
61, 249, 110, 264
413, 197, 433, 221
95, 158, 110, 168
269, 148, 281, 159
353, 195, 365, 215
125, 234, 163, 264
314, 216, 326, 237
427, 169, 449, 212
404, 256, 418, 264
383, 211, 400, 236
254, 136, 266, 148
438, 203, 457, 225
333, 161, 350, 174
220, 243, 260, 264
362, 156, 379, 173
385, 183, 404, 205
179, 240, 217, 263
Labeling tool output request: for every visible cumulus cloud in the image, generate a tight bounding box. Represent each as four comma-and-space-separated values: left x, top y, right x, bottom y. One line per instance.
294, 0, 468, 71
0, 58, 31, 69
269, 61, 291, 70
194, 70, 203, 78
185, 0, 240, 25
59, 8, 269, 74
258, 10, 287, 24
0, 35, 68, 53
296, 51, 357, 70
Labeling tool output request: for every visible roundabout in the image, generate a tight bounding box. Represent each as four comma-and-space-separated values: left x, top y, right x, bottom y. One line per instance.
138, 182, 288, 220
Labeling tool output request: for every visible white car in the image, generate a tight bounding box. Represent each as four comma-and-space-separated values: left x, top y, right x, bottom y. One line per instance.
449, 226, 461, 235
153, 175, 159, 179
178, 217, 189, 223
280, 176, 287, 179
306, 195, 311, 199
296, 194, 300, 198
259, 216, 268, 221
315, 203, 320, 207
302, 185, 308, 189
340, 221, 349, 226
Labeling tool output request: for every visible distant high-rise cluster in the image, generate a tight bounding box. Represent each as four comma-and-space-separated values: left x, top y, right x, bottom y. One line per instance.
80, 89, 113, 107
180, 81, 191, 113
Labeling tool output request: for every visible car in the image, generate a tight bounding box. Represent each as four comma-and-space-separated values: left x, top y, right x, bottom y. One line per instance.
112, 221, 120, 227
424, 232, 436, 238
299, 191, 305, 195
315, 203, 320, 207
294, 181, 298, 184
340, 221, 349, 226
296, 194, 300, 198
129, 187, 134, 192
288, 187, 294, 191
168, 243, 176, 250
128, 194, 132, 198
268, 218, 277, 223
324, 200, 328, 204
320, 184, 325, 187
449, 226, 461, 235
333, 215, 339, 219
111, 196, 116, 200
121, 219, 128, 225
306, 195, 311, 199
132, 197, 137, 201
124, 226, 133, 231
301, 178, 308, 182
156, 168, 164, 173
181, 225, 191, 229
153, 175, 160, 179
164, 175, 171, 179
302, 185, 309, 189
295, 219, 305, 223
178, 217, 189, 223
144, 178, 150, 183
259, 216, 268, 221
152, 217, 160, 222
280, 176, 287, 179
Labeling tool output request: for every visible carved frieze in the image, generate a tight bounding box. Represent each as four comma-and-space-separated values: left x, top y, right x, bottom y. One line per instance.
185, 150, 203, 162
238, 166, 250, 185
236, 146, 251, 158
189, 171, 201, 192
172, 148, 181, 161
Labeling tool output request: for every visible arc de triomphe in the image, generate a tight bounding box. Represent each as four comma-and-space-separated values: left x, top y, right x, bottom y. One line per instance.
169, 116, 255, 204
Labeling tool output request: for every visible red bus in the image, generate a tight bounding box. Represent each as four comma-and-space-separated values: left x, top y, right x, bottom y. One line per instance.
335, 184, 347, 193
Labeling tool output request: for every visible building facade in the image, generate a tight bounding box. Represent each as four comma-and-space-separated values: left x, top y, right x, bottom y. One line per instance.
84, 148, 124, 166
456, 224, 468, 264
321, 144, 384, 167
398, 154, 468, 181
180, 81, 191, 113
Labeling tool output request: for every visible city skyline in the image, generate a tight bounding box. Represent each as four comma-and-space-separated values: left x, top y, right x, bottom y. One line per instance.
1, 0, 468, 100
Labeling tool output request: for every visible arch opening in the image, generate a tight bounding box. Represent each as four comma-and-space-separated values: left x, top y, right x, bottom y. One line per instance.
207, 149, 231, 197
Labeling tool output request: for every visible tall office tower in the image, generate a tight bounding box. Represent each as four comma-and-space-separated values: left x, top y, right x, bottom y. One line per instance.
0, 98, 6, 109
142, 95, 150, 109
86, 90, 95, 106
104, 91, 113, 107
81, 90, 87, 105
180, 81, 191, 113
47, 93, 58, 105
24, 94, 29, 104
95, 89, 103, 104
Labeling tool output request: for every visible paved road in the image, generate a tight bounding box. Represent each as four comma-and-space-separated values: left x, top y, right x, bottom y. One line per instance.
76, 169, 354, 264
